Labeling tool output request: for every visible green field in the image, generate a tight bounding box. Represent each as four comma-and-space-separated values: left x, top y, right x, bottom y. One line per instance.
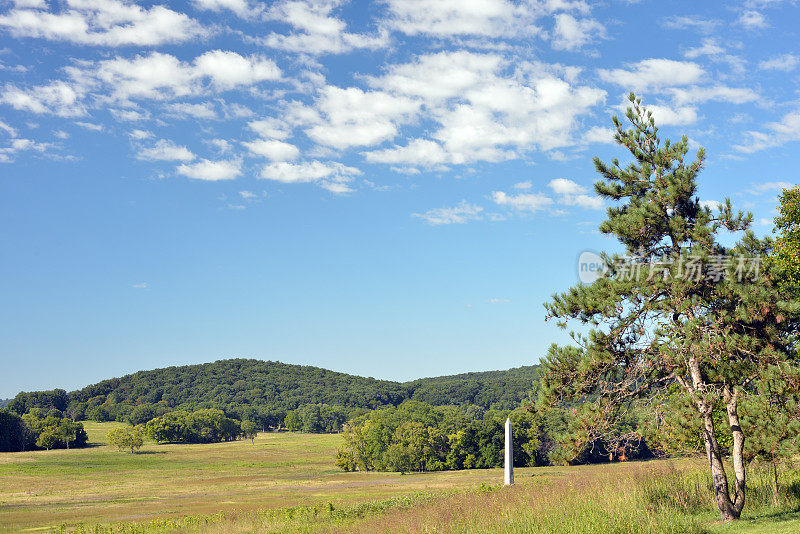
1, 423, 799, 533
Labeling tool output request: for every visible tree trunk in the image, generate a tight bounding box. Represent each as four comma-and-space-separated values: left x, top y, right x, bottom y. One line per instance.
725, 387, 746, 517
701, 408, 738, 520
687, 357, 741, 521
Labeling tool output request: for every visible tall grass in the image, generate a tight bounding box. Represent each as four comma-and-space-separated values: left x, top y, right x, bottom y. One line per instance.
48, 460, 800, 533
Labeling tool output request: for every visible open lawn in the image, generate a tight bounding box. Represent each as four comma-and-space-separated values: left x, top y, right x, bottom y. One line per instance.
1, 423, 799, 533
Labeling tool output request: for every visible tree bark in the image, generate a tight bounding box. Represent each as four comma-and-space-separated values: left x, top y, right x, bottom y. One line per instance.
686, 357, 741, 520
701, 408, 738, 520
725, 386, 746, 517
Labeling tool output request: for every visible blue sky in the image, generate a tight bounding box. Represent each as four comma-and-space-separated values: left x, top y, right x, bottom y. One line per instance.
1, 0, 799, 397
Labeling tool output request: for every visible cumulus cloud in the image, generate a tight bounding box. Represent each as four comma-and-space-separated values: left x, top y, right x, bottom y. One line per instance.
759, 54, 800, 71
262, 0, 388, 55
0, 0, 206, 46
667, 86, 758, 106
734, 109, 800, 153
303, 86, 421, 149
72, 50, 281, 102
243, 139, 300, 161
598, 59, 704, 90
699, 200, 723, 211
0, 136, 50, 163
548, 178, 603, 209
412, 200, 484, 225
362, 50, 605, 166
260, 160, 361, 193
177, 158, 241, 180
738, 10, 768, 29
491, 190, 553, 212
0, 80, 85, 117
137, 139, 195, 161
192, 0, 252, 18
661, 15, 720, 33
384, 0, 551, 38
551, 14, 605, 51
165, 101, 218, 120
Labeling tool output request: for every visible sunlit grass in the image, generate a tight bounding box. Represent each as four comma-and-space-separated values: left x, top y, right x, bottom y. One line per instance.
2, 424, 799, 533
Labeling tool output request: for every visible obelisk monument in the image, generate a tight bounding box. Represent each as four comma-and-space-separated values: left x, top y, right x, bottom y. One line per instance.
504, 417, 514, 486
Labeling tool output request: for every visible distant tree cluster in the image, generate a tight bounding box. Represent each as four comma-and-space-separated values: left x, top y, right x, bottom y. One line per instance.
5, 360, 539, 438
107, 427, 144, 453
0, 408, 87, 452
143, 409, 242, 444
333, 399, 649, 473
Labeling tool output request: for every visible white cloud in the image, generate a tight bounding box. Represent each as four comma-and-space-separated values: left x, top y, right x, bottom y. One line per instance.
734, 110, 800, 153
192, 0, 251, 18
486, 298, 510, 303
492, 190, 553, 212
385, 0, 540, 38
75, 121, 103, 131
263, 0, 388, 55
598, 59, 704, 90
131, 282, 148, 289
364, 138, 449, 167
667, 86, 758, 106
582, 125, 614, 144
177, 158, 241, 180
0, 136, 50, 162
210, 138, 232, 152
194, 50, 282, 91
625, 102, 699, 126
260, 160, 361, 193
0, 0, 205, 46
362, 51, 605, 165
759, 54, 800, 71
248, 118, 292, 140
513, 181, 532, 189
111, 108, 150, 121
551, 14, 605, 51
412, 200, 484, 225
78, 50, 281, 102
0, 120, 18, 137
738, 10, 768, 29
0, 80, 84, 117
304, 86, 421, 149
751, 181, 796, 193
549, 177, 585, 195
128, 129, 153, 140
684, 38, 725, 59
699, 200, 722, 211
661, 15, 719, 33
548, 178, 603, 209
137, 139, 195, 162
244, 139, 300, 161
165, 102, 217, 120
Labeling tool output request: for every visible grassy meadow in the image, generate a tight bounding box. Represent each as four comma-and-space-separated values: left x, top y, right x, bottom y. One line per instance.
1, 422, 799, 533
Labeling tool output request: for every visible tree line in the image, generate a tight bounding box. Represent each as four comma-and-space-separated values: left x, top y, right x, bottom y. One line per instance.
0, 408, 87, 452
4, 361, 540, 429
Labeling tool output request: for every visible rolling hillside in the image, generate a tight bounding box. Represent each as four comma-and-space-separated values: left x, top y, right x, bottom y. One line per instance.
8, 359, 540, 416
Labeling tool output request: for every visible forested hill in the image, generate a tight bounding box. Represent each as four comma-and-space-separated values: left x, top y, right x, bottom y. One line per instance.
8, 359, 540, 418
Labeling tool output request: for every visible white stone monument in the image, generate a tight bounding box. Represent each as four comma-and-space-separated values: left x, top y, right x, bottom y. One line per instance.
504, 417, 514, 486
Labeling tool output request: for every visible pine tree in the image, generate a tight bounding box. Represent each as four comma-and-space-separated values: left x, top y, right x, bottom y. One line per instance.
540, 94, 796, 520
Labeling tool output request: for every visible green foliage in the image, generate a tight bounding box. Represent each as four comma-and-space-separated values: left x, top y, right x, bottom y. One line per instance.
8, 360, 540, 433
540, 94, 796, 520
144, 409, 241, 444
241, 420, 258, 444
771, 186, 800, 291
335, 400, 548, 472
2, 407, 89, 451
7, 388, 67, 415
107, 426, 144, 453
